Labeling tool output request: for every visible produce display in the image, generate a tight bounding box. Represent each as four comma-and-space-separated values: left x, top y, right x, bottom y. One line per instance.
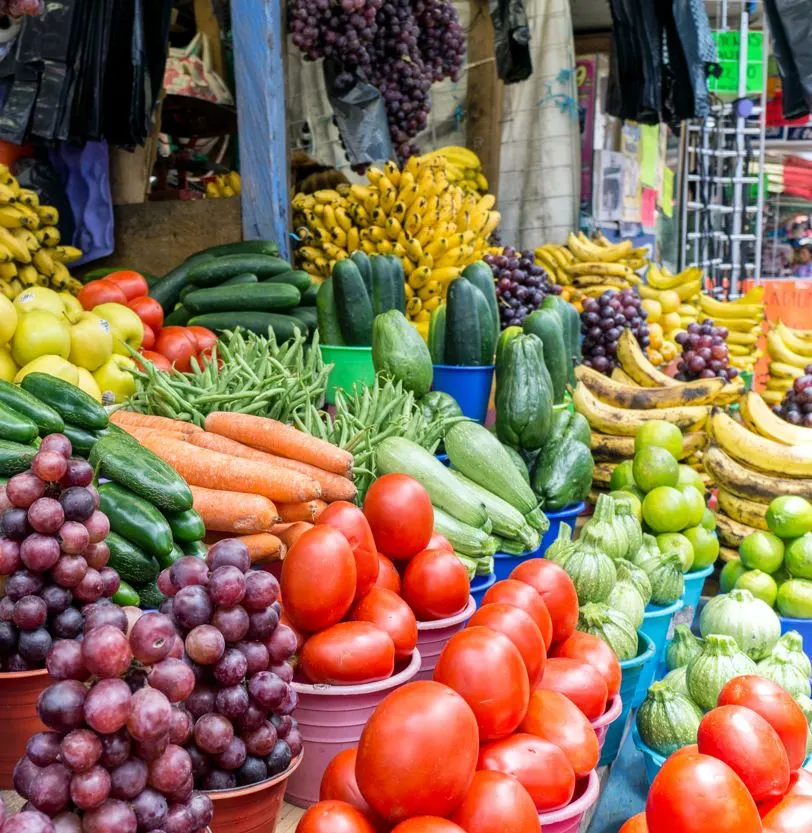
675, 321, 738, 382
485, 247, 560, 329
580, 289, 649, 376
418, 146, 490, 196
773, 362, 812, 426
697, 286, 765, 376
766, 322, 812, 407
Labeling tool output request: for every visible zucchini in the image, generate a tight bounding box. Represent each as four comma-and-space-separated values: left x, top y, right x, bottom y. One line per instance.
370, 255, 405, 315
299, 284, 318, 306
350, 251, 374, 296
432, 506, 498, 558
182, 540, 209, 558
542, 295, 580, 382
264, 269, 311, 294
156, 543, 185, 571
428, 304, 446, 364
523, 309, 568, 403
90, 435, 193, 512
112, 580, 140, 607
289, 307, 318, 335
462, 262, 499, 343
199, 240, 280, 258
136, 581, 165, 610
375, 436, 490, 529
0, 402, 37, 444
183, 283, 301, 315
0, 439, 37, 476
219, 273, 259, 287
0, 379, 64, 434
106, 532, 160, 585
163, 306, 192, 326
150, 252, 217, 312
187, 312, 305, 340
316, 278, 345, 345
164, 507, 206, 543
333, 259, 373, 346
98, 482, 174, 558
445, 278, 482, 366
471, 284, 496, 365
20, 373, 108, 430
185, 254, 292, 287
62, 423, 104, 457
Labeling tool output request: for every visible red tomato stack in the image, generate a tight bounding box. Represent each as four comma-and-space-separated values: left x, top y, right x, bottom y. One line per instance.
621, 675, 812, 833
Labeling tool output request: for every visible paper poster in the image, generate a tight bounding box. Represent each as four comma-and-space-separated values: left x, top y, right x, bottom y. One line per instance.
640, 124, 659, 189
641, 187, 657, 228
576, 58, 597, 212
661, 168, 674, 218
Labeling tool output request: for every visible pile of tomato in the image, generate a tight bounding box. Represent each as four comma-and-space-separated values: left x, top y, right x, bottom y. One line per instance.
622, 676, 812, 833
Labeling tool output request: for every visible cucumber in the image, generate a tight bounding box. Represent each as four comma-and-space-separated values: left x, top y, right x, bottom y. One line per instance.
106, 532, 160, 584
150, 253, 217, 311
371, 254, 406, 315
178, 285, 196, 302
445, 278, 481, 366
299, 284, 318, 306
90, 435, 193, 512
183, 540, 209, 558
112, 580, 140, 607
199, 240, 280, 258
0, 402, 38, 444
462, 262, 499, 341
332, 259, 373, 345
523, 309, 568, 403
21, 373, 108, 430
163, 507, 205, 543
80, 267, 118, 283
316, 278, 345, 345
0, 439, 37, 476
62, 423, 105, 457
136, 581, 165, 610
264, 270, 311, 294
187, 312, 305, 340
98, 482, 174, 558
471, 285, 496, 365
0, 379, 64, 434
185, 255, 292, 287
163, 306, 192, 326
156, 543, 185, 571
542, 295, 580, 382
289, 307, 318, 335
183, 283, 301, 315
428, 304, 446, 364
220, 273, 259, 287
350, 251, 373, 296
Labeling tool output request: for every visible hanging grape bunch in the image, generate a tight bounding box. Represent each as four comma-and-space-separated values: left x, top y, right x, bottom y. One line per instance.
774, 364, 812, 427
486, 247, 561, 329
0, 434, 118, 671
581, 289, 650, 375
675, 322, 739, 382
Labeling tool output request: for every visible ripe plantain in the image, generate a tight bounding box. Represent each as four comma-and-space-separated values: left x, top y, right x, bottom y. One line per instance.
739, 391, 812, 446
616, 328, 678, 387
590, 430, 707, 463
716, 487, 768, 530
715, 511, 761, 549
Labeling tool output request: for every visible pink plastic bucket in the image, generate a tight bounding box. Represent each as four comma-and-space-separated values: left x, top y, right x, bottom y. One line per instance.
537, 770, 600, 833
285, 649, 421, 808
414, 595, 476, 681
590, 695, 622, 751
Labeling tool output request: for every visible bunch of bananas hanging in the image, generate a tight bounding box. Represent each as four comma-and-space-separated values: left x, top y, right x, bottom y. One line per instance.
0, 166, 82, 300
292, 157, 501, 325
417, 146, 489, 195
638, 265, 702, 364
763, 320, 812, 405
696, 285, 765, 376
204, 171, 242, 199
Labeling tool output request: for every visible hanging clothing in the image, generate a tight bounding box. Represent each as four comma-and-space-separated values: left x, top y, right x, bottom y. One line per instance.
763, 0, 812, 119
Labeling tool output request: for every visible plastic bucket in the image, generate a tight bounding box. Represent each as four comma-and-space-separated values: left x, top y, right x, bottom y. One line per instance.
208, 753, 302, 833
779, 616, 812, 671
681, 564, 713, 627
599, 632, 655, 767
415, 595, 476, 681
431, 364, 494, 424
590, 694, 622, 751
631, 722, 667, 787
435, 453, 450, 467
0, 669, 49, 788
286, 650, 421, 808
537, 770, 600, 833
493, 549, 539, 581
470, 573, 495, 608
634, 599, 684, 707
319, 345, 375, 405
539, 503, 586, 556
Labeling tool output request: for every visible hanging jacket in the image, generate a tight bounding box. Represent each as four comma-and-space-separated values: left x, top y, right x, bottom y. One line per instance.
763, 0, 812, 119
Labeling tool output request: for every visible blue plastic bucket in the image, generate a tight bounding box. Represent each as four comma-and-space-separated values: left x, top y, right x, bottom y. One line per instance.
681, 564, 714, 627
599, 632, 655, 767
470, 572, 496, 607
435, 453, 450, 467
431, 364, 494, 424
631, 722, 668, 787
779, 616, 812, 671
493, 549, 539, 581
634, 600, 684, 707
539, 502, 586, 556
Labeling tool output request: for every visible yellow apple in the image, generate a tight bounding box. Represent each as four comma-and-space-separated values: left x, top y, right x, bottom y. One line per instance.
14, 286, 66, 319
69, 312, 113, 371
0, 346, 17, 381
93, 355, 136, 404
93, 303, 144, 355
14, 355, 79, 385
76, 368, 102, 402
12, 309, 71, 366
0, 294, 17, 346
59, 292, 84, 325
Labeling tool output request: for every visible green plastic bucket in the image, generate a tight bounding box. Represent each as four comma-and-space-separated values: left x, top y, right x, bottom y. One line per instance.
319, 344, 376, 405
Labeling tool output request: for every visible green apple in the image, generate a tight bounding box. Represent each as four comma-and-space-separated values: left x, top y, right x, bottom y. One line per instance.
69, 312, 113, 371
93, 303, 144, 355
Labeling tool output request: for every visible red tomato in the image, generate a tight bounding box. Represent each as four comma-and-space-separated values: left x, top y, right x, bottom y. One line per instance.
374, 554, 401, 594
646, 753, 761, 833
718, 676, 809, 771
320, 749, 378, 820
355, 681, 479, 823
128, 295, 164, 331
550, 631, 622, 699
619, 814, 648, 833
510, 559, 578, 645
186, 325, 217, 353
402, 549, 469, 621
135, 350, 172, 372
672, 743, 698, 758
301, 622, 395, 685
318, 501, 379, 600
519, 689, 599, 777
481, 580, 552, 648
433, 626, 529, 741
78, 279, 127, 310
697, 705, 790, 802
390, 820, 465, 833
467, 603, 546, 687
450, 771, 541, 833
351, 587, 417, 661
141, 323, 155, 350
759, 771, 812, 817
154, 326, 199, 372
427, 532, 453, 554
537, 657, 608, 720
280, 526, 357, 631
762, 795, 812, 833
105, 270, 149, 301
296, 800, 377, 833
363, 474, 433, 559
478, 732, 575, 811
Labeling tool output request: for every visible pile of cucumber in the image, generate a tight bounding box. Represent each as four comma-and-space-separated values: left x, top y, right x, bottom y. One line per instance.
149, 240, 319, 341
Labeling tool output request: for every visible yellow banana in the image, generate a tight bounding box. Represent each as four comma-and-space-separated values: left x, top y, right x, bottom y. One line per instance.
347, 227, 360, 252
699, 294, 763, 320
727, 330, 759, 346
18, 265, 37, 285
740, 391, 812, 446
617, 329, 678, 387
775, 321, 812, 357
314, 189, 341, 204
35, 226, 60, 247
0, 262, 16, 280
0, 228, 31, 263
767, 330, 809, 368
769, 362, 804, 379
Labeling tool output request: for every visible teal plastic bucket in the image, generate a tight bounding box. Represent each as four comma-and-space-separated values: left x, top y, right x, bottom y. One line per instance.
631, 722, 667, 787
319, 344, 375, 405
470, 572, 495, 607
432, 364, 494, 424
599, 632, 655, 767
633, 600, 684, 707
681, 564, 713, 627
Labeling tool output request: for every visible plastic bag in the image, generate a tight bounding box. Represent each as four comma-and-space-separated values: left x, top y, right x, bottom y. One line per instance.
763, 0, 812, 119
488, 0, 532, 84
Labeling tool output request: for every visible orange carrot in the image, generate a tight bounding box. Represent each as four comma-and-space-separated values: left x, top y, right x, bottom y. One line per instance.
190, 485, 279, 534
237, 534, 285, 564
204, 412, 353, 476
135, 434, 321, 503
276, 500, 328, 523
271, 522, 313, 550
115, 425, 190, 443
189, 432, 356, 502
111, 411, 202, 434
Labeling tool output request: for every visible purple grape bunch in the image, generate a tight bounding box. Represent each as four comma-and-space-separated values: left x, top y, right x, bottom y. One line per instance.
580, 289, 650, 375
486, 247, 561, 329
775, 364, 812, 427
675, 322, 738, 382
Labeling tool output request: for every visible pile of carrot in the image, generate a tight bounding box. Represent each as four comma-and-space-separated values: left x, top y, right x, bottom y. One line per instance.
110, 410, 356, 561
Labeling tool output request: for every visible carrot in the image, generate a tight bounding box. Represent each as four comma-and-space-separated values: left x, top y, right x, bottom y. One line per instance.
115, 425, 190, 443
190, 485, 279, 534
276, 500, 328, 523
204, 412, 353, 476
237, 534, 285, 564
111, 411, 202, 434
189, 432, 356, 502
271, 522, 313, 550
135, 434, 321, 503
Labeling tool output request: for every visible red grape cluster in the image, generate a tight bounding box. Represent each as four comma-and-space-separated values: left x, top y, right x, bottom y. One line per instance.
0, 435, 118, 671
157, 539, 300, 790
13, 608, 214, 833
675, 322, 738, 381
774, 365, 812, 427
581, 289, 650, 375
486, 248, 561, 329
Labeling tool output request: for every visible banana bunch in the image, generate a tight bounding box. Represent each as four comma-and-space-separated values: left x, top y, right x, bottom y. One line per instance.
205, 171, 242, 199
417, 146, 489, 195
764, 320, 812, 405
697, 285, 765, 374
292, 157, 500, 328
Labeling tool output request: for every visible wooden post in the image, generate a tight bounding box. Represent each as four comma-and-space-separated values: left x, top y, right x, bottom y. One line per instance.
465, 0, 502, 196
231, 0, 291, 258
194, 0, 225, 78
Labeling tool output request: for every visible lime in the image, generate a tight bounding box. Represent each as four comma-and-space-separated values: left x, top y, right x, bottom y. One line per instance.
766, 496, 812, 540
677, 465, 706, 495
720, 558, 746, 593
739, 531, 785, 574
610, 460, 637, 491
784, 533, 812, 580
677, 485, 706, 528
772, 566, 790, 587
683, 525, 720, 570
609, 490, 642, 522
642, 486, 689, 533
735, 569, 778, 607
632, 446, 679, 493
619, 484, 646, 504
777, 578, 812, 618
700, 507, 717, 532
634, 420, 683, 460
656, 532, 694, 572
